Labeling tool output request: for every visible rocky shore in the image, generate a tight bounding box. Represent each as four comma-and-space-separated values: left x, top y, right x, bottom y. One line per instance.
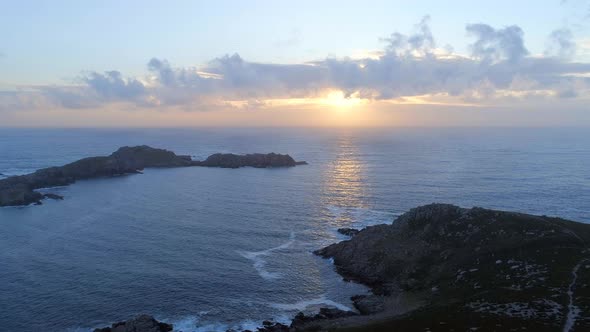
93, 315, 173, 332
0, 146, 306, 207
93, 204, 590, 331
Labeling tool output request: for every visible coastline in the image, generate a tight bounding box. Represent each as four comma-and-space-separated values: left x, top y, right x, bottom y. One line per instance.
92, 203, 590, 331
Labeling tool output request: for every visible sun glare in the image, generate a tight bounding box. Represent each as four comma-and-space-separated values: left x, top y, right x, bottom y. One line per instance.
320, 90, 364, 110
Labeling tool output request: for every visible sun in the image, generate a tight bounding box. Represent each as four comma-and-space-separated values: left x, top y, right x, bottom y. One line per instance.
320, 90, 364, 110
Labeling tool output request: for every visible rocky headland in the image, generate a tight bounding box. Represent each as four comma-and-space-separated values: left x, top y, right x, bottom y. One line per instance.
0, 145, 306, 207
248, 204, 590, 331
309, 204, 590, 331
93, 204, 590, 331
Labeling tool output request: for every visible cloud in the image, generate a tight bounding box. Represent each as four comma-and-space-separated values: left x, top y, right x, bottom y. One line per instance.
545, 28, 576, 58
382, 16, 436, 55
466, 24, 528, 63
82, 70, 146, 100
148, 58, 177, 86
3, 18, 590, 112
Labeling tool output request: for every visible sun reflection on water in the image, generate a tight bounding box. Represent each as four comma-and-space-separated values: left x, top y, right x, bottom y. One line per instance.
321, 133, 370, 225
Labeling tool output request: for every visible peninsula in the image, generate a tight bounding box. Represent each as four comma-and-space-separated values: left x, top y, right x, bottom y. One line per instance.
0, 145, 306, 207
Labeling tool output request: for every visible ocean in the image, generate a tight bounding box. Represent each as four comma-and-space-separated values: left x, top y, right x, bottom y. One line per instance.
0, 127, 589, 331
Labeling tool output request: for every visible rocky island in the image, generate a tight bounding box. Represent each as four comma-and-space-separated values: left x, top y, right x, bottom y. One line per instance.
92, 204, 590, 331
0, 145, 306, 207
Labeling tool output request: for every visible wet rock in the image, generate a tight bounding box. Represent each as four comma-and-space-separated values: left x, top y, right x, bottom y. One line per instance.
255, 322, 291, 332
337, 228, 360, 236
289, 312, 315, 327
93, 314, 172, 332
316, 307, 357, 319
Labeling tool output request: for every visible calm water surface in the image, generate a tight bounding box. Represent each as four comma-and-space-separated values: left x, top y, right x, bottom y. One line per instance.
0, 127, 588, 331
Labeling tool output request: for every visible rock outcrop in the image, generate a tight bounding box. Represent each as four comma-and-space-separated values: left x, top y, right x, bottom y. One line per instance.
0, 146, 306, 207
93, 315, 172, 332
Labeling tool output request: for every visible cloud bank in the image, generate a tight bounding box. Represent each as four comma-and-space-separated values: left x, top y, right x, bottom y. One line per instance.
3, 17, 590, 113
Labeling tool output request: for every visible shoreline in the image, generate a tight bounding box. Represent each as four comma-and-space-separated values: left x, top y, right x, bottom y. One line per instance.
92, 203, 590, 331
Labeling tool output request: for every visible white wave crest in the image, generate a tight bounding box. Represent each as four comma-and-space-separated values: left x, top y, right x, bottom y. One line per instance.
270, 295, 352, 312
237, 232, 295, 280
165, 316, 260, 332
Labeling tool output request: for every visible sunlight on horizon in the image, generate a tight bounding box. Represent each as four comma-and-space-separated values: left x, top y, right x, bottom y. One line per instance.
317, 90, 366, 111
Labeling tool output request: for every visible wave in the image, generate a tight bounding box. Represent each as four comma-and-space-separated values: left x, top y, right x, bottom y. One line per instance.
169, 315, 255, 332
0, 171, 20, 178
36, 185, 68, 191
70, 315, 263, 332
237, 232, 296, 280
270, 295, 352, 312
167, 314, 291, 332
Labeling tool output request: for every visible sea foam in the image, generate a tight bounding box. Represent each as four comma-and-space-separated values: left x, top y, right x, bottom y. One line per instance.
237, 232, 296, 280
270, 295, 352, 312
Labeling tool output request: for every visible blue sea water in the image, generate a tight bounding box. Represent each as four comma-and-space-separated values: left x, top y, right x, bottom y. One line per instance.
0, 127, 589, 331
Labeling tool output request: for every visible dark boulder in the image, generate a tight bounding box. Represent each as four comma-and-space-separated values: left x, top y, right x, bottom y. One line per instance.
255, 321, 291, 332
93, 315, 172, 332
315, 307, 357, 320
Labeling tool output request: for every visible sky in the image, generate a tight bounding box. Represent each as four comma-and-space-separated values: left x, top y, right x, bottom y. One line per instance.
1, 0, 590, 127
